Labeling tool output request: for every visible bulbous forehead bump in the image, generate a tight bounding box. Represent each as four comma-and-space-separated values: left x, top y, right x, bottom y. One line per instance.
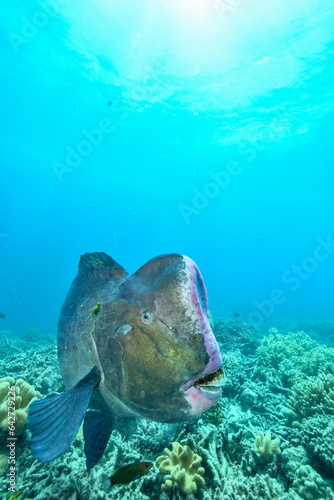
142, 255, 209, 339
113, 254, 212, 349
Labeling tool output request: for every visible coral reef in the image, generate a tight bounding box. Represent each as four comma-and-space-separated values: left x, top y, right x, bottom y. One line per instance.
0, 345, 63, 395
214, 472, 286, 500
293, 320, 334, 346
0, 329, 55, 362
301, 414, 334, 473
288, 364, 334, 419
257, 328, 334, 375
156, 441, 205, 494
0, 323, 333, 499
290, 465, 334, 500
0, 453, 8, 476
0, 376, 41, 436
0, 332, 11, 359
17, 329, 56, 348
212, 319, 260, 355
254, 431, 281, 461
278, 358, 303, 387
219, 349, 250, 398
281, 445, 310, 481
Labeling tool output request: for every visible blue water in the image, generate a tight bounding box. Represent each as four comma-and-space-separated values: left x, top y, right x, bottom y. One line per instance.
1, 0, 334, 336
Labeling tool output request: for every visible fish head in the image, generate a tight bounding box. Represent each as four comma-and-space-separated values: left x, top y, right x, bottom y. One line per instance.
93, 254, 223, 422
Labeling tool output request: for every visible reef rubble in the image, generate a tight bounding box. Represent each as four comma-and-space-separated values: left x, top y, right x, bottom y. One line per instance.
0, 323, 333, 499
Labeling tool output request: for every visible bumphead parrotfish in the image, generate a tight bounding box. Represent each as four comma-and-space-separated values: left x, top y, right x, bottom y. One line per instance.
28, 253, 223, 470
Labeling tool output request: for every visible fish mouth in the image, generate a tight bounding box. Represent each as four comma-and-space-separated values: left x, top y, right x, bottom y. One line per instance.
182, 366, 224, 417
182, 366, 224, 394
192, 367, 224, 393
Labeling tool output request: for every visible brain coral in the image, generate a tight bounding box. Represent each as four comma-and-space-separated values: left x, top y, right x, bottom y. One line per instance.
0, 376, 41, 436
156, 441, 205, 494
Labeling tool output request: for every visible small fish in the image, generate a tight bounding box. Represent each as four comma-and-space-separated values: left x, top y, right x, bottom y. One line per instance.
0, 492, 23, 500
86, 302, 101, 320
233, 312, 241, 318
104, 462, 153, 488
0, 313, 5, 319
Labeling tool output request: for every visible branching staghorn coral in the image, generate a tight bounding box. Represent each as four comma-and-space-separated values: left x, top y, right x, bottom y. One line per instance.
156, 441, 205, 494
0, 376, 41, 435
254, 431, 281, 461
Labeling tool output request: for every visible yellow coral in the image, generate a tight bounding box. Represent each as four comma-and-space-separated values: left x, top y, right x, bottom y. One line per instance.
255, 431, 281, 461
0, 377, 41, 436
156, 442, 205, 495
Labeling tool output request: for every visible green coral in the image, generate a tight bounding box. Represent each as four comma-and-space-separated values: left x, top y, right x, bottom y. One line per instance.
156, 441, 205, 495
257, 329, 334, 375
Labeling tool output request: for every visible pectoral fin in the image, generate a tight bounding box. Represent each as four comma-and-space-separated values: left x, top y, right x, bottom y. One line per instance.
83, 410, 114, 471
28, 366, 101, 462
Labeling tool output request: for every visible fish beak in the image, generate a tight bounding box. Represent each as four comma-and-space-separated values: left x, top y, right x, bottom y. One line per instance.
192, 367, 225, 393
181, 366, 224, 393
181, 366, 224, 416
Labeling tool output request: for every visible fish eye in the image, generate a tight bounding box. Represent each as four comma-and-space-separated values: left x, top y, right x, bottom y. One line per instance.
141, 310, 155, 325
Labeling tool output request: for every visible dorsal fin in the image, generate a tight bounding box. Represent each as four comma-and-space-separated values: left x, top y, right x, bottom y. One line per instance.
78, 252, 127, 281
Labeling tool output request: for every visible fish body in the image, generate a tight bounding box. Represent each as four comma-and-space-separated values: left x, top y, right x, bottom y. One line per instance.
29, 252, 223, 469
58, 252, 223, 422
104, 461, 153, 488
0, 313, 5, 319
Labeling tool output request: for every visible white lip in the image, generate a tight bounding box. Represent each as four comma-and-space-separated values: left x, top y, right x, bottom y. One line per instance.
183, 377, 223, 417
181, 366, 224, 417
195, 384, 222, 393
194, 385, 222, 394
